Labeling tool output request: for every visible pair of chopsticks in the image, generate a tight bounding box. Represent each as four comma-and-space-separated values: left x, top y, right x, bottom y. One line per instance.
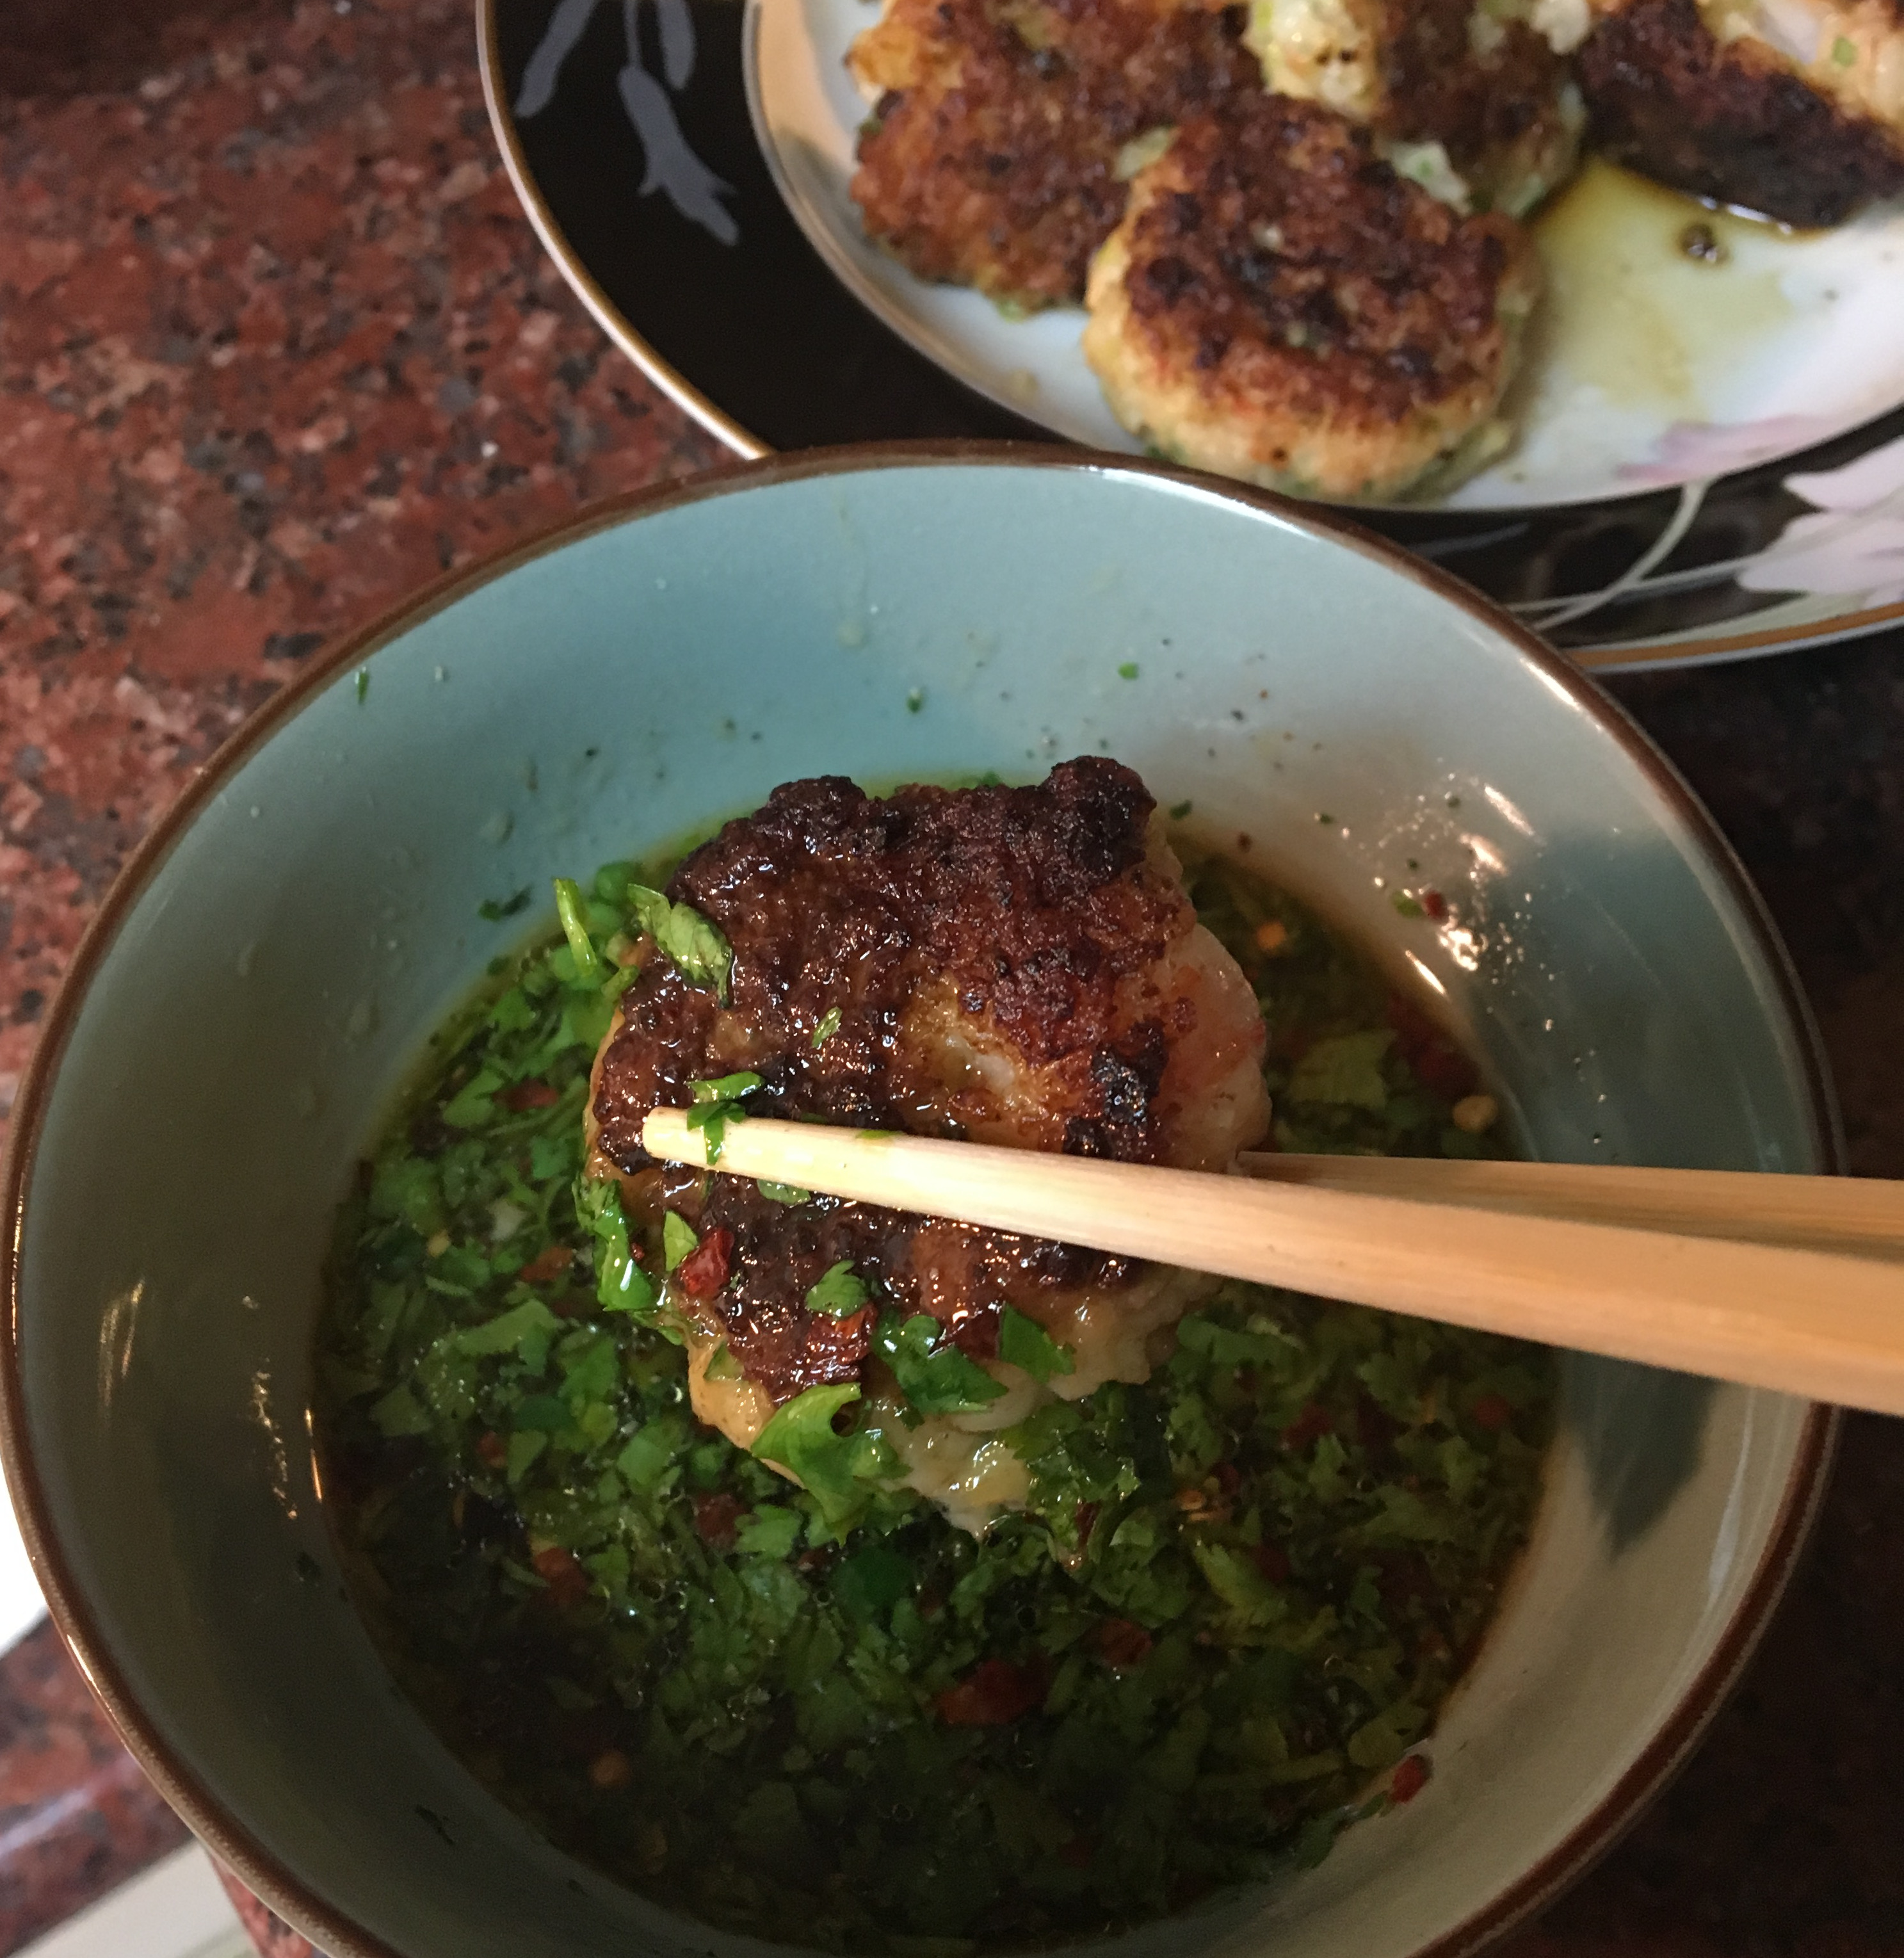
642, 1110, 1904, 1418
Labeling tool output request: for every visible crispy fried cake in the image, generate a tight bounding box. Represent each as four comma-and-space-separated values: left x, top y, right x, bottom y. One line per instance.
588, 760, 1270, 1526
1577, 0, 1904, 222
1245, 0, 1588, 215
1081, 97, 1541, 500
849, 0, 1261, 307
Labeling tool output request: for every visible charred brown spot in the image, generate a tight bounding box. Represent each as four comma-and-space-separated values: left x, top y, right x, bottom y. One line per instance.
1117, 97, 1528, 425
848, 0, 1259, 306
1578, 0, 1904, 225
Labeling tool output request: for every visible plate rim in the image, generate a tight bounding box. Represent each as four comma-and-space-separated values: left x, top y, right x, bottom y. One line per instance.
0, 432, 1846, 1958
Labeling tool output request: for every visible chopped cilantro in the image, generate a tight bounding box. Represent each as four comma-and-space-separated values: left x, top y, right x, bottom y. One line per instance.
627, 884, 734, 1001
750, 1384, 902, 1535
1118, 661, 1140, 679
663, 1211, 698, 1272
805, 1261, 869, 1318
1832, 32, 1856, 61
684, 1071, 762, 1165
998, 1305, 1074, 1382
1168, 799, 1193, 820
1287, 1029, 1393, 1110
874, 1311, 1007, 1414
354, 666, 370, 704
757, 1181, 811, 1204
552, 878, 604, 982
318, 829, 1552, 1950
811, 1005, 842, 1049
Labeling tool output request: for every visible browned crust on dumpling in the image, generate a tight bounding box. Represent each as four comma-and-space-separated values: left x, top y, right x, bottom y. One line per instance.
849, 0, 1260, 308
1577, 0, 1904, 225
590, 760, 1200, 1400
592, 758, 1191, 1167
1083, 99, 1539, 499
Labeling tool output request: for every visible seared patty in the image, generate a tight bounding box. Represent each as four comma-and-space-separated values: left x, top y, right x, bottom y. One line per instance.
1247, 0, 1586, 214
590, 759, 1268, 1402
1578, 0, 1904, 223
1083, 97, 1540, 499
850, 0, 1261, 308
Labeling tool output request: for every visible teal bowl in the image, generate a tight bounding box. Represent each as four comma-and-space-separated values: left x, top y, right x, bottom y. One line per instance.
0, 447, 1834, 1958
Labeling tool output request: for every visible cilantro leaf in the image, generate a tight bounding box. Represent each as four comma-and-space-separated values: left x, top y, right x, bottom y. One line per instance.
685, 1071, 763, 1165
873, 1312, 1006, 1415
812, 1007, 842, 1049
455, 1298, 560, 1357
663, 1211, 698, 1272
478, 887, 531, 923
691, 1071, 763, 1104
574, 1176, 658, 1320
627, 884, 735, 1002
750, 1384, 901, 1537
1287, 1030, 1394, 1110
998, 1306, 1074, 1382
552, 878, 605, 983
805, 1261, 869, 1318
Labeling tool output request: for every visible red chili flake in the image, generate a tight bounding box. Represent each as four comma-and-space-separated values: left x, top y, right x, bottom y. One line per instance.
1058, 1836, 1095, 1871
517, 1243, 574, 1286
1098, 1619, 1153, 1670
1389, 1754, 1431, 1804
1254, 1541, 1291, 1585
677, 1227, 734, 1298
1074, 1501, 1100, 1548
1281, 1403, 1333, 1450
692, 1492, 745, 1549
936, 1658, 1045, 1727
1470, 1393, 1512, 1432
531, 1545, 590, 1608
476, 1430, 507, 1469
1213, 1460, 1242, 1496
501, 1079, 562, 1112
1419, 889, 1448, 921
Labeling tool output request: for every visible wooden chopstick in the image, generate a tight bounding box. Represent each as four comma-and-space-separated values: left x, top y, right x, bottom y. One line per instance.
1243, 1154, 1904, 1258
642, 1110, 1904, 1418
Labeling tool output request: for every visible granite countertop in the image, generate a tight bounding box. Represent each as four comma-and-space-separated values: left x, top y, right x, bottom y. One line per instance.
1, 3, 1900, 1955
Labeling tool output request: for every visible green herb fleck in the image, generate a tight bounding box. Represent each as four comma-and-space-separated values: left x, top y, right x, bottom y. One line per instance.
750, 1384, 902, 1536
1391, 891, 1424, 918
478, 887, 531, 923
812, 1007, 843, 1049
684, 1071, 762, 1165
355, 667, 370, 704
1832, 33, 1857, 61
1118, 661, 1140, 680
805, 1261, 870, 1318
1287, 1030, 1394, 1111
627, 884, 734, 1001
575, 1176, 659, 1320
663, 1211, 698, 1272
1168, 800, 1193, 820
757, 1181, 812, 1204
907, 688, 926, 713
997, 1305, 1075, 1382
874, 1312, 1006, 1415
553, 878, 604, 982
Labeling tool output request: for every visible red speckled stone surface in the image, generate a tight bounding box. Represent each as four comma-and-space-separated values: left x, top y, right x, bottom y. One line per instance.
1, 3, 1901, 1957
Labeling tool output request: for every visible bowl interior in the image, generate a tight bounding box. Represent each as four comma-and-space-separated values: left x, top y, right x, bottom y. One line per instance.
5, 453, 1827, 1958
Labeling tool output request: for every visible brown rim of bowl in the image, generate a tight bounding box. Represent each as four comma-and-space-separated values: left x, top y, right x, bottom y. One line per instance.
473, 0, 1903, 677
0, 439, 1842, 1958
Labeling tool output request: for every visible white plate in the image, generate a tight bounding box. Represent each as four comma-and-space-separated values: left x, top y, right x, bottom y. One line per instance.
748, 0, 1904, 512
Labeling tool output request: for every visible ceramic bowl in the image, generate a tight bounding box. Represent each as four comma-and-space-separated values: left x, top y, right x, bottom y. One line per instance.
0, 446, 1835, 1958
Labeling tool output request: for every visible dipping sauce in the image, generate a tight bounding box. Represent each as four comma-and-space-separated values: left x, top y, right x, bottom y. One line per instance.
315, 801, 1553, 1950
